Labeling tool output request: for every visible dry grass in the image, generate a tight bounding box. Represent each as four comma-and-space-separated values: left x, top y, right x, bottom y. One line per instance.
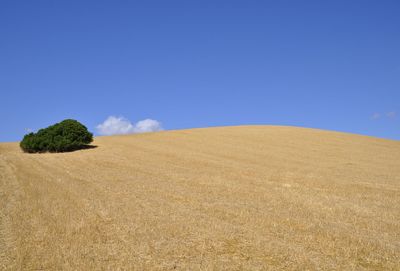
1, 126, 399, 270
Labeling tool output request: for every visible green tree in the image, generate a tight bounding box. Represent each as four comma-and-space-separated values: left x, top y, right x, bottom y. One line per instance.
20, 119, 93, 153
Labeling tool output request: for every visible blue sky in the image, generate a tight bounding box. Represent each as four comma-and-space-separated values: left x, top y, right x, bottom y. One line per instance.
1, 1, 399, 141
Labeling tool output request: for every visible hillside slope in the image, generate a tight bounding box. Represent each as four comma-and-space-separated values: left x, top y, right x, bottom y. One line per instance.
1, 126, 399, 270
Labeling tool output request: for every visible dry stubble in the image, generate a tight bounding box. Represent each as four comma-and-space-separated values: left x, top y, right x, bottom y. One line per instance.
0, 126, 399, 270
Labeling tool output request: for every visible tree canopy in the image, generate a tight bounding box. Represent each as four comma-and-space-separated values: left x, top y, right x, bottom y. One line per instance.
20, 119, 93, 153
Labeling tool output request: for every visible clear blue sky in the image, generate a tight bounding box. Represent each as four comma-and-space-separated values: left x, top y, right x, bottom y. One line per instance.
1, 1, 399, 142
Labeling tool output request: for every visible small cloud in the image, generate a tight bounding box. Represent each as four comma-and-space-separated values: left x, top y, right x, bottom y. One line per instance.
133, 119, 163, 133
96, 116, 135, 135
371, 111, 397, 120
96, 116, 163, 136
25, 128, 34, 133
386, 111, 396, 118
371, 113, 381, 120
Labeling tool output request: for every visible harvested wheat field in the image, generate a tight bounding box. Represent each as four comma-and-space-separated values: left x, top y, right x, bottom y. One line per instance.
0, 126, 399, 270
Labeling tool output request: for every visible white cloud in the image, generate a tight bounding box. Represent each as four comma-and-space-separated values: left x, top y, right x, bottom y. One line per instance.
386, 111, 396, 118
371, 113, 381, 120
96, 116, 163, 136
96, 116, 135, 135
371, 111, 396, 120
133, 119, 163, 133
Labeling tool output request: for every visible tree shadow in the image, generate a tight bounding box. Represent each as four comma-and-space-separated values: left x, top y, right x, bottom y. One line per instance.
69, 145, 98, 152
21, 144, 98, 154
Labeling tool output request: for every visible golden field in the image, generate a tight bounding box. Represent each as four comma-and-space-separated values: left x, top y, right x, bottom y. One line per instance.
0, 126, 399, 270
